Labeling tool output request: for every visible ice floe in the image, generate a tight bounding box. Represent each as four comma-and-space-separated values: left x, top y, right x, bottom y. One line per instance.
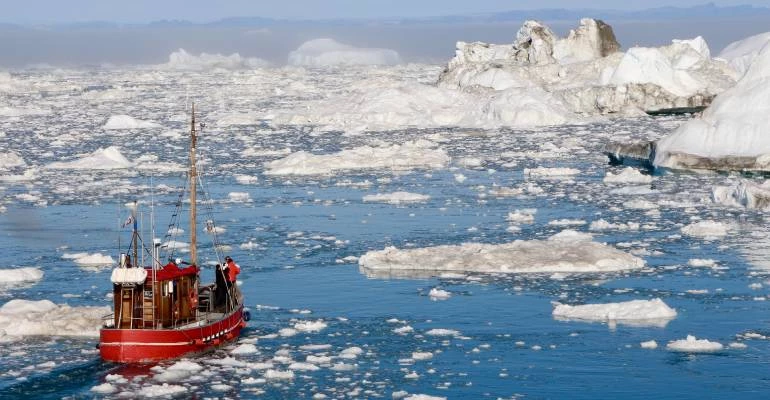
360, 230, 643, 278
62, 252, 115, 267
362, 192, 430, 205
681, 220, 729, 238
603, 167, 652, 184
103, 115, 161, 130
666, 335, 724, 353
0, 151, 25, 169
47, 146, 133, 170
288, 38, 401, 67
712, 180, 770, 210
552, 298, 677, 327
0, 299, 109, 340
0, 267, 43, 285
264, 140, 449, 176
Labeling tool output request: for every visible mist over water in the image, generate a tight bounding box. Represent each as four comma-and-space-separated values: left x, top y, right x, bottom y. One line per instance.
2, 16, 770, 67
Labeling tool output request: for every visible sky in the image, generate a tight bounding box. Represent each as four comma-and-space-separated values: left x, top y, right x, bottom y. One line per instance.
4, 0, 770, 24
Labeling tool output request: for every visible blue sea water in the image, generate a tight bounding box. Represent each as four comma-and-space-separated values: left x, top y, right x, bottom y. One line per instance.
0, 68, 769, 399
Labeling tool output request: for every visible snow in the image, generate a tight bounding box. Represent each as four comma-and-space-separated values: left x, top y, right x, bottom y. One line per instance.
47, 146, 133, 170
363, 192, 430, 205
163, 48, 268, 70
552, 298, 677, 327
0, 267, 43, 284
359, 230, 644, 277
603, 167, 653, 184
288, 38, 401, 67
654, 39, 770, 171
0, 299, 109, 340
666, 335, 724, 353
264, 140, 449, 176
103, 115, 161, 130
681, 221, 729, 238
718, 31, 770, 78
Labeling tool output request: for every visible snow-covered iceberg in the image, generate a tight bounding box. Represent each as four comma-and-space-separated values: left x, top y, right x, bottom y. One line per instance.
288, 38, 401, 67
162, 48, 268, 70
47, 146, 133, 170
552, 298, 677, 327
654, 38, 770, 171
438, 18, 736, 115
718, 32, 770, 78
359, 230, 644, 278
712, 180, 770, 209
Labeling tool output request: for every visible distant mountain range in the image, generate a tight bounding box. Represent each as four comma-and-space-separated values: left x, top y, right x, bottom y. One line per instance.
3, 2, 770, 30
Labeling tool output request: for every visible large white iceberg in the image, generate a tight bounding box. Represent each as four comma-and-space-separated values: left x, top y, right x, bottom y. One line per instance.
288, 38, 401, 67
718, 32, 770, 78
47, 146, 133, 170
654, 39, 770, 171
552, 298, 677, 327
438, 19, 736, 115
359, 230, 644, 278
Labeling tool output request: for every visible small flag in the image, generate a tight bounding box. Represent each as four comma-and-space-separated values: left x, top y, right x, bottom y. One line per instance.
122, 215, 135, 228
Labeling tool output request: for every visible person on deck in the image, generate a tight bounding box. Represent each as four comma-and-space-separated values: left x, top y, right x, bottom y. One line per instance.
214, 263, 228, 310
225, 256, 240, 284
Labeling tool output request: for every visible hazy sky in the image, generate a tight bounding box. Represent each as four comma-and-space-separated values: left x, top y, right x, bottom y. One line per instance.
5, 0, 770, 24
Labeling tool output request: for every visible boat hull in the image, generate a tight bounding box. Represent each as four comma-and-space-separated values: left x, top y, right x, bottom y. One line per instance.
99, 305, 245, 363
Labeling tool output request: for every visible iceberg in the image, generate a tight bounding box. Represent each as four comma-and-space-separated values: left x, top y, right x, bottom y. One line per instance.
718, 32, 770, 78
288, 38, 401, 67
438, 19, 736, 116
654, 38, 770, 171
162, 48, 268, 70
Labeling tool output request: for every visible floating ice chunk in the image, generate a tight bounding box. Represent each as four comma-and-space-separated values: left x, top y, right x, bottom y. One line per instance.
138, 383, 188, 397
339, 346, 363, 359
729, 342, 748, 349
289, 362, 320, 371
360, 230, 642, 277
264, 369, 295, 380
412, 351, 433, 361
288, 38, 401, 67
278, 328, 298, 337
552, 298, 677, 327
0, 267, 43, 284
47, 146, 133, 170
548, 219, 586, 226
666, 335, 724, 352
589, 219, 640, 231
454, 173, 467, 183
231, 343, 258, 355
163, 48, 268, 70
640, 340, 658, 349
506, 209, 536, 224
363, 192, 430, 205
294, 319, 327, 333
428, 288, 451, 300
405, 395, 446, 400
63, 252, 115, 267
524, 167, 581, 177
712, 180, 770, 210
90, 383, 118, 394
688, 259, 717, 268
265, 140, 449, 176
235, 174, 259, 185
228, 192, 252, 203
394, 325, 414, 335
603, 167, 652, 184
0, 151, 25, 169
0, 299, 109, 340
425, 328, 461, 337
103, 115, 161, 130
681, 221, 728, 238
153, 360, 203, 382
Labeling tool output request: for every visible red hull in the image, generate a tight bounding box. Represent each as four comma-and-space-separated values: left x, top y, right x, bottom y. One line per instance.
99, 305, 245, 363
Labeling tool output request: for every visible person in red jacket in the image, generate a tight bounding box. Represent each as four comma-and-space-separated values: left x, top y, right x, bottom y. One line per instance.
224, 256, 240, 284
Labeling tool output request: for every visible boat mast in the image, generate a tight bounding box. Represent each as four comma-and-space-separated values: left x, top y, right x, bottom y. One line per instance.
189, 103, 198, 266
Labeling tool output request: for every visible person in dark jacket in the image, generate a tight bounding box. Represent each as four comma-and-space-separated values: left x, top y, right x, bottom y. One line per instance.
214, 263, 228, 310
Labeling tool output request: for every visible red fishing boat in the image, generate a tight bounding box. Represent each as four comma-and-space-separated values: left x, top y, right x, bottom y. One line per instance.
99, 105, 247, 363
